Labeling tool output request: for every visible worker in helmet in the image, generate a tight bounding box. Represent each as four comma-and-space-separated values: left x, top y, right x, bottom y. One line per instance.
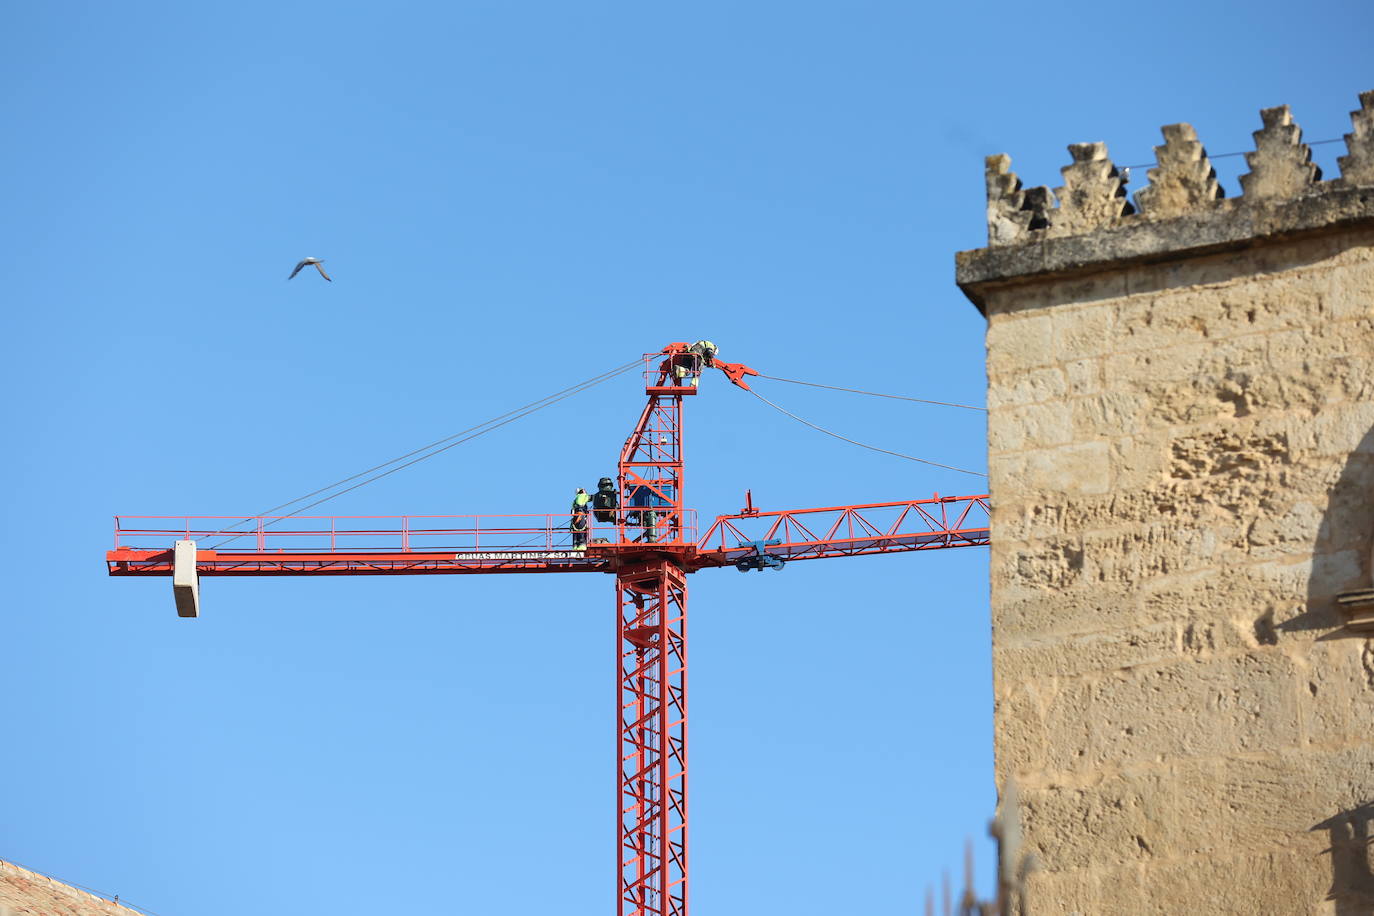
569, 487, 592, 551
571, 487, 591, 513
690, 340, 718, 365
570, 509, 589, 551
592, 477, 618, 523
671, 340, 719, 388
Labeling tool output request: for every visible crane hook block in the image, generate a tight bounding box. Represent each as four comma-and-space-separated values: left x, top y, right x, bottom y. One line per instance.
716, 361, 759, 391
735, 538, 785, 573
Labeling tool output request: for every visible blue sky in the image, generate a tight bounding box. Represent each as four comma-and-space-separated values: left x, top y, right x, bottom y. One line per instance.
1, 2, 1370, 913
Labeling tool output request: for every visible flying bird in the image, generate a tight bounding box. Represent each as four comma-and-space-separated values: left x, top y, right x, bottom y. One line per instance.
288, 257, 331, 281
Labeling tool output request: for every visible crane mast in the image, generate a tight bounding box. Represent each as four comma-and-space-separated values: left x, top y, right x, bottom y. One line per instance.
104, 343, 990, 916
612, 347, 695, 914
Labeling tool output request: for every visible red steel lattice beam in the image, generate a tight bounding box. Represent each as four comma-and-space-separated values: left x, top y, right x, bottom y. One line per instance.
692, 495, 989, 569
618, 559, 689, 916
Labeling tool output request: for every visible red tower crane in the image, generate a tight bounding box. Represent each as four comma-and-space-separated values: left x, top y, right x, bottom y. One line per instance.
105, 342, 990, 916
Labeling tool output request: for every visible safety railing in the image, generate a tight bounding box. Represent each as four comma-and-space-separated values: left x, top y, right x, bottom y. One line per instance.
642, 343, 717, 390
112, 510, 699, 554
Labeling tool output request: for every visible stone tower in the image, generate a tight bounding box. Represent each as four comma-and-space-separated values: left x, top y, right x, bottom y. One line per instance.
956, 91, 1374, 913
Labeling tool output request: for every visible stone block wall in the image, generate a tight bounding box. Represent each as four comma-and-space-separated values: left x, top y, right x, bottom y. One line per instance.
957, 92, 1374, 914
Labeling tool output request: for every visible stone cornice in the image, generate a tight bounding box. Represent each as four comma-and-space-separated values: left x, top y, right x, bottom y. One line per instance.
957, 185, 1374, 312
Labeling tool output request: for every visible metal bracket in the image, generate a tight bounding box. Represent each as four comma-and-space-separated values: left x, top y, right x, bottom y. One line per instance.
735, 538, 785, 572
1336, 588, 1374, 632
715, 360, 759, 391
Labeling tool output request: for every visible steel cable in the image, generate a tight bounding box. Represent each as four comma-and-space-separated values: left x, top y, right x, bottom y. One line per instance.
207, 358, 644, 548
754, 373, 986, 410
1119, 135, 1345, 171
747, 388, 987, 478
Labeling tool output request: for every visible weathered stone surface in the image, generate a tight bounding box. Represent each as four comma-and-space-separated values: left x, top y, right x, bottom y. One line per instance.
1298, 637, 1374, 745
1239, 105, 1322, 200
994, 620, 1178, 680
993, 680, 1052, 777
1338, 90, 1374, 188
1135, 123, 1224, 218
985, 365, 1066, 409
1046, 142, 1134, 238
0, 859, 138, 914
1016, 748, 1374, 911
984, 153, 1054, 247
987, 401, 1073, 452
1040, 652, 1306, 776
961, 92, 1374, 913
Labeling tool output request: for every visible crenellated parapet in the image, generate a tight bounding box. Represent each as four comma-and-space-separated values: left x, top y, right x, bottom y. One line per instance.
1338, 90, 1374, 186
958, 90, 1374, 309
985, 153, 1054, 244
1238, 105, 1322, 199
1046, 142, 1134, 237
1134, 123, 1223, 218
